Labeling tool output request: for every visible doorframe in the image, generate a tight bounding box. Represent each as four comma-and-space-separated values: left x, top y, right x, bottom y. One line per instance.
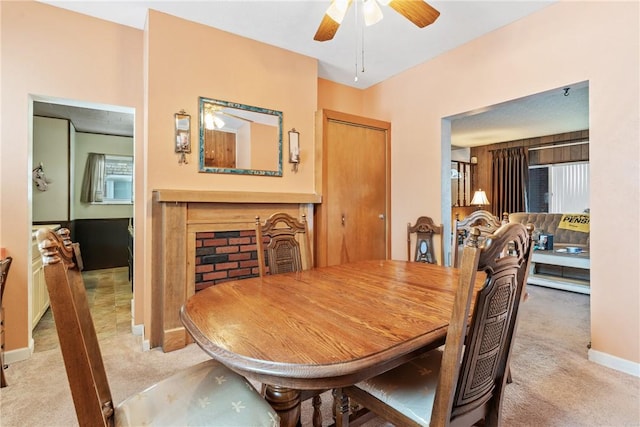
314, 109, 391, 266
29, 94, 136, 347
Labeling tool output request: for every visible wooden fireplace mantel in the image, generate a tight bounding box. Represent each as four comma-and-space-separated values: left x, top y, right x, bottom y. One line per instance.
151, 190, 321, 352
153, 189, 322, 204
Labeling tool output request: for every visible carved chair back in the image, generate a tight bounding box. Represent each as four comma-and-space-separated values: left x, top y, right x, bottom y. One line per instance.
0, 256, 12, 301
255, 212, 312, 277
434, 222, 534, 426
407, 216, 444, 265
452, 210, 508, 267
1, 256, 13, 388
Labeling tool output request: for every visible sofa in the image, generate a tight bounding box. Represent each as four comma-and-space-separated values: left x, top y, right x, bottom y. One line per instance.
509, 212, 590, 294
509, 212, 590, 249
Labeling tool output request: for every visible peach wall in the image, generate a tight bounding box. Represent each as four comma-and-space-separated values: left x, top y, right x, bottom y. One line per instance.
0, 1, 143, 353
143, 10, 318, 340
317, 78, 365, 114
361, 1, 639, 366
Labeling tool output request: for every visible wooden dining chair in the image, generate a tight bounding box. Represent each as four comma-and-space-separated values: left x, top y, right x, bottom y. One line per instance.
452, 210, 508, 267
254, 213, 324, 425
407, 216, 444, 265
36, 228, 279, 427
0, 256, 12, 388
334, 222, 534, 427
255, 212, 312, 277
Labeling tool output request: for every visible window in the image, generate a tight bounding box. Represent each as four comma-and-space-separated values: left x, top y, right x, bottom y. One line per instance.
103, 155, 133, 203
80, 153, 133, 204
528, 162, 589, 213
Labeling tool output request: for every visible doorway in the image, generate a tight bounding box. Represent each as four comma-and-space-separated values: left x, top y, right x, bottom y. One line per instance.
29, 95, 135, 348
442, 82, 590, 264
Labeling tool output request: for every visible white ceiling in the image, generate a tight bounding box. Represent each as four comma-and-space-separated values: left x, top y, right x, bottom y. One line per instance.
34, 102, 135, 137
34, 0, 589, 146
37, 0, 557, 90
450, 81, 589, 147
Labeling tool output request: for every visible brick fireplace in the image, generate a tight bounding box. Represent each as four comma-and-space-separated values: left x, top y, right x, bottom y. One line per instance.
195, 230, 261, 291
151, 190, 321, 352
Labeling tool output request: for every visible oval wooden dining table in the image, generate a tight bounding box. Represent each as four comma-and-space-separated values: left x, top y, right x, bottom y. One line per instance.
180, 259, 484, 427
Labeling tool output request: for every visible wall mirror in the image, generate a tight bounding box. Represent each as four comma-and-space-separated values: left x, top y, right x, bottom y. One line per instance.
199, 97, 283, 176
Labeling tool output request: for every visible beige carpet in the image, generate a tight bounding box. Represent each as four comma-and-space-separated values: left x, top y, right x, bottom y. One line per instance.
1, 285, 638, 426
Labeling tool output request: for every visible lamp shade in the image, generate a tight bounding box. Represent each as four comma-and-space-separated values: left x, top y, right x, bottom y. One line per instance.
471, 189, 489, 206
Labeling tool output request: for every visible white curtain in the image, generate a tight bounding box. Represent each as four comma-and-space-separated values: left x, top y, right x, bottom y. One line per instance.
80, 153, 105, 203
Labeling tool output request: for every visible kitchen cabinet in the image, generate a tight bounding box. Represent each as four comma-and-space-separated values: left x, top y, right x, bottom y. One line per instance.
31, 239, 50, 328
31, 225, 59, 329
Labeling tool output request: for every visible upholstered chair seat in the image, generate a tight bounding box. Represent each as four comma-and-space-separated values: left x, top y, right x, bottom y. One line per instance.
115, 360, 278, 427
354, 350, 444, 426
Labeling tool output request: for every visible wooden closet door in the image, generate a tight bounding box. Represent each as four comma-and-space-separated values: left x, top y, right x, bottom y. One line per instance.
315, 110, 391, 266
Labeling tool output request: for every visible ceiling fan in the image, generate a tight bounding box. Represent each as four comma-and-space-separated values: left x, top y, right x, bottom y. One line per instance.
204, 106, 254, 130
314, 0, 440, 42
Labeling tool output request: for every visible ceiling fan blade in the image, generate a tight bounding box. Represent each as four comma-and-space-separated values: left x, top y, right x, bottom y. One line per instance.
314, 0, 353, 41
314, 13, 341, 41
388, 0, 440, 28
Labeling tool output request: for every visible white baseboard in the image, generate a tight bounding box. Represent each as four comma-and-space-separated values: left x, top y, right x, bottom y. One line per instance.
131, 323, 144, 336
4, 340, 34, 365
141, 339, 150, 352
588, 348, 640, 377
130, 298, 144, 337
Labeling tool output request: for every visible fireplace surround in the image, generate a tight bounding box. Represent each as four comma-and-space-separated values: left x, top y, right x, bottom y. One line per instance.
151, 190, 321, 352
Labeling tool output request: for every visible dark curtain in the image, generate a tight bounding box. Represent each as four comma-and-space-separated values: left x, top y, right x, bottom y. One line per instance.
491, 147, 529, 216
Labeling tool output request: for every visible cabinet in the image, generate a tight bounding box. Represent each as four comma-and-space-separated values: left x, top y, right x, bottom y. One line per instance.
31, 237, 51, 329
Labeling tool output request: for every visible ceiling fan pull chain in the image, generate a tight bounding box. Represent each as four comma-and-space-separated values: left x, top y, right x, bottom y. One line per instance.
354, 0, 359, 82
361, 18, 366, 74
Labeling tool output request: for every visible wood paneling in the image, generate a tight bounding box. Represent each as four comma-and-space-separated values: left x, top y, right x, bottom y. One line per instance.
470, 130, 589, 213
73, 218, 129, 271
204, 129, 236, 168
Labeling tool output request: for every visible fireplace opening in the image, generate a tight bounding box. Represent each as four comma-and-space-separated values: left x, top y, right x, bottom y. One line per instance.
195, 230, 262, 291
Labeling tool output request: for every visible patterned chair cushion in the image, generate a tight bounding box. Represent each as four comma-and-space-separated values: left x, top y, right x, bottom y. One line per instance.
355, 349, 443, 426
115, 359, 279, 426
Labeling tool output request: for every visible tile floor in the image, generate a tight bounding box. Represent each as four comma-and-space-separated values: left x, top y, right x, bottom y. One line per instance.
32, 267, 133, 352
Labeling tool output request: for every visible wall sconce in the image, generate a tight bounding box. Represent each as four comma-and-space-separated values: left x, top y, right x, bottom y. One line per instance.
289, 128, 300, 172
471, 189, 490, 209
175, 110, 191, 164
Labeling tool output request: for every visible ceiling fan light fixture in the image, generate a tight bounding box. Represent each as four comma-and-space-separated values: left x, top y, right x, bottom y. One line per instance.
363, 0, 383, 26
213, 115, 225, 129
204, 112, 225, 130
327, 0, 350, 24
204, 113, 215, 130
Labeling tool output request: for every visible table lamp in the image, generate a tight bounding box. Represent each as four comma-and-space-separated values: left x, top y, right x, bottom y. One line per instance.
471, 189, 489, 208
